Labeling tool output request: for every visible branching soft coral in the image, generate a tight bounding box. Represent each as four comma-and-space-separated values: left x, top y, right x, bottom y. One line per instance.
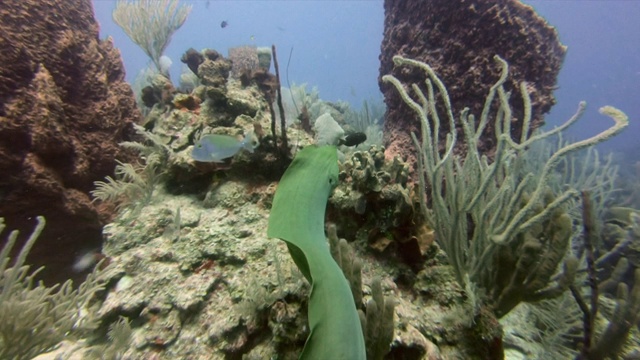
383, 54, 628, 318
0, 217, 104, 360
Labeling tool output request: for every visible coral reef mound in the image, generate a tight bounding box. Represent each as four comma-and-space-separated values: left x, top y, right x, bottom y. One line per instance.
0, 0, 140, 284
379, 0, 567, 169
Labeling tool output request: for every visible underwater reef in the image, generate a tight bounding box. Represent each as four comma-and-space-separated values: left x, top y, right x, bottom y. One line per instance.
0, 0, 141, 285
1, 0, 640, 359
379, 0, 566, 174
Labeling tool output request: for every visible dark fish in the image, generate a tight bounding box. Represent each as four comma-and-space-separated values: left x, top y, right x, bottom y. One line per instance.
340, 132, 367, 147
220, 20, 228, 28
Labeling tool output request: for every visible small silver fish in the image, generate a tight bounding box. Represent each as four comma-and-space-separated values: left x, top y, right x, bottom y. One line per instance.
191, 131, 258, 163
72, 249, 104, 272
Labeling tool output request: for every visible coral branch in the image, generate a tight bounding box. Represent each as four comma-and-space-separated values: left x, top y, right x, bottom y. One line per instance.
383, 54, 628, 319
271, 45, 288, 156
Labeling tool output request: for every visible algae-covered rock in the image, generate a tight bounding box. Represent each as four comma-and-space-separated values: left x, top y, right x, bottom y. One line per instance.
331, 145, 417, 260
198, 55, 231, 88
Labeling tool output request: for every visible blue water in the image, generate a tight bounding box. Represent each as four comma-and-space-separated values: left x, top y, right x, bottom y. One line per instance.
92, 0, 639, 153
525, 1, 640, 154
92, 0, 383, 104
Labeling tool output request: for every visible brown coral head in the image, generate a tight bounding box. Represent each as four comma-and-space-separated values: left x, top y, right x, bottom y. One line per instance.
298, 105, 313, 134
238, 68, 254, 87
161, 83, 177, 105
181, 48, 204, 75
253, 122, 265, 138
141, 86, 161, 107
173, 95, 201, 111
247, 68, 278, 102
203, 49, 222, 61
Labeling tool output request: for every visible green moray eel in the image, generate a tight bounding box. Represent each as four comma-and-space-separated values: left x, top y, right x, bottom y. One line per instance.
267, 145, 366, 360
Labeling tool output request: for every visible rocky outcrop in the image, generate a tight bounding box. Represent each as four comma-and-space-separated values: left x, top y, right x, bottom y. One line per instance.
379, 0, 566, 169
0, 0, 140, 284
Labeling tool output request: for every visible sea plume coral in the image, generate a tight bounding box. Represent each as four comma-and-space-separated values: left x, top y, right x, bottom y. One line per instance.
383, 54, 628, 318
112, 0, 191, 74
0, 217, 104, 360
